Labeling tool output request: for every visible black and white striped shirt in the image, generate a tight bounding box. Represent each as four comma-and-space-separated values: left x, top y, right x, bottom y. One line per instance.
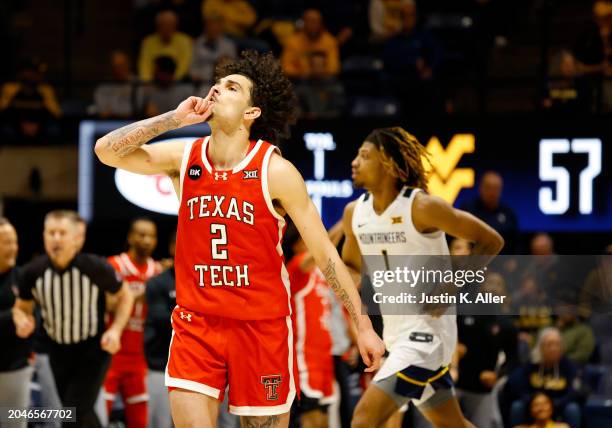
18, 253, 122, 345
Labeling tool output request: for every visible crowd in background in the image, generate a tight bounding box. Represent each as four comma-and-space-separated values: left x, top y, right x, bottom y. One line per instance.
0, 0, 611, 427
1, 0, 612, 143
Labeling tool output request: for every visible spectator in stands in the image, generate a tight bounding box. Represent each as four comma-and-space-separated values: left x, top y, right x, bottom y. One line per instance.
504, 328, 581, 428
524, 233, 563, 300
190, 14, 237, 84
138, 10, 193, 82
281, 9, 340, 79
579, 244, 612, 317
382, 1, 444, 115
202, 0, 257, 39
0, 59, 61, 142
138, 56, 194, 118
295, 51, 345, 118
514, 393, 570, 428
556, 302, 595, 366
574, 1, 612, 75
307, 0, 364, 56
461, 171, 518, 254
455, 272, 519, 428
0, 218, 32, 426
369, 0, 412, 41
133, 0, 202, 39
513, 275, 552, 342
574, 1, 612, 112
542, 50, 590, 114
93, 50, 138, 118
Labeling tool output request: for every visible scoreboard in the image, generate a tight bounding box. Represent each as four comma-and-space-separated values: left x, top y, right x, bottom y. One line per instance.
79, 116, 610, 232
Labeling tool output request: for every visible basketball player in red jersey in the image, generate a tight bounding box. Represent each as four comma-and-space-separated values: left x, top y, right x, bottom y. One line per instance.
104, 218, 161, 427
94, 51, 385, 428
287, 229, 336, 428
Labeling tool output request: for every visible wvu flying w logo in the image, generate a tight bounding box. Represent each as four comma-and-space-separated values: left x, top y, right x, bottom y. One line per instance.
424, 134, 475, 204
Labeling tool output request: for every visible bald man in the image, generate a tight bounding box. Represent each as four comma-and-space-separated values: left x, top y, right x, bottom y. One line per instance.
461, 171, 518, 254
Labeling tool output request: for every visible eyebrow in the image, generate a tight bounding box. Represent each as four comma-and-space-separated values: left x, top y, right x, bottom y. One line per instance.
224, 79, 243, 91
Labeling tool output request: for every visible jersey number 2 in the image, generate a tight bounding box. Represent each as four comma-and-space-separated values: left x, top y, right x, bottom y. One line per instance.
211, 224, 228, 260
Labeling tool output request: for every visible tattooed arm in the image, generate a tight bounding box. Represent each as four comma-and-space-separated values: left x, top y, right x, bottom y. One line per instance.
94, 90, 215, 175
269, 154, 385, 371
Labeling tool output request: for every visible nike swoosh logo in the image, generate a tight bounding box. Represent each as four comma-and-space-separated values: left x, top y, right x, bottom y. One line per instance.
357, 223, 368, 228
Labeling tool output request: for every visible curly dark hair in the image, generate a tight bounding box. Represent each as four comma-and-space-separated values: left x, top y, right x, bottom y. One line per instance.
215, 50, 298, 144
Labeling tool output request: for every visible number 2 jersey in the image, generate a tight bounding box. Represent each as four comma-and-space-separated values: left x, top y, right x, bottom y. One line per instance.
175, 136, 290, 320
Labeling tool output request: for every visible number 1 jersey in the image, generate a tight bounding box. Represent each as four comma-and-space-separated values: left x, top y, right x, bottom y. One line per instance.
175, 136, 291, 320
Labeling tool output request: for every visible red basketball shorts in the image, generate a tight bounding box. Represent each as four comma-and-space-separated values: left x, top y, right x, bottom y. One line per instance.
298, 366, 337, 405
165, 306, 297, 416
104, 353, 149, 405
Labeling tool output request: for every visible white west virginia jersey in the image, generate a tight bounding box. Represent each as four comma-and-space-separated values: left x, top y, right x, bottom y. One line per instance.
352, 187, 457, 379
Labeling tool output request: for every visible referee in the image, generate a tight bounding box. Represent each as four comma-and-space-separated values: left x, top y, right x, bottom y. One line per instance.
12, 210, 134, 428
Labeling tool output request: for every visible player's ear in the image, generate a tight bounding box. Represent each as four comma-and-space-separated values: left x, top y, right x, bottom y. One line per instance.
244, 107, 261, 121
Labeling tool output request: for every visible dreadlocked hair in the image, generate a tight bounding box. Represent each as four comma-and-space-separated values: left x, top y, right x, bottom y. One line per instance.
215, 50, 298, 144
365, 127, 432, 191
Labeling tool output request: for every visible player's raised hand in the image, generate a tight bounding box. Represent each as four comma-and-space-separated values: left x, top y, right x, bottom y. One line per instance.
357, 325, 385, 372
174, 87, 216, 127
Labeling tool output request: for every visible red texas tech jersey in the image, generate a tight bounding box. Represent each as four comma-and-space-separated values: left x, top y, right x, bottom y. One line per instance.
175, 137, 290, 320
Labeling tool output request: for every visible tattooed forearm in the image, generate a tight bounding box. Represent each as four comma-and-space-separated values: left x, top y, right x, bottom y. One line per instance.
322, 258, 360, 329
241, 415, 281, 428
101, 111, 181, 158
